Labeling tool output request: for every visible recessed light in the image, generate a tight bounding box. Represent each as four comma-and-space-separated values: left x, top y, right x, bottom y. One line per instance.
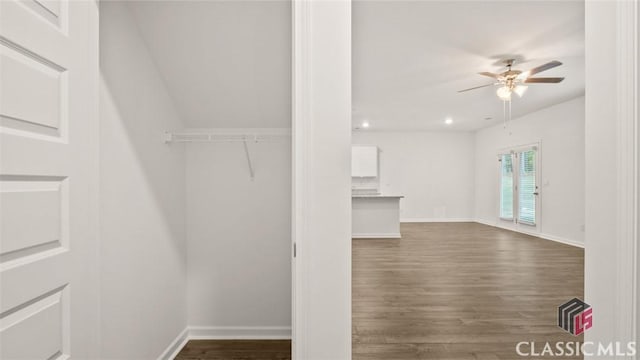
445, 118, 453, 125
362, 121, 370, 128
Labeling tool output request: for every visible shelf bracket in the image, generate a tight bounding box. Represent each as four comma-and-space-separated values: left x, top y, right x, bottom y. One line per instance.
243, 138, 255, 181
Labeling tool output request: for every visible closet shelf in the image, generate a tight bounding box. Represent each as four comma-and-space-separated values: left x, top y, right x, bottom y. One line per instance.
163, 129, 291, 144
163, 128, 291, 181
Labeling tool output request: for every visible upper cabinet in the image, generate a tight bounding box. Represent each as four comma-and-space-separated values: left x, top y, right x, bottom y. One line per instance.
352, 145, 378, 177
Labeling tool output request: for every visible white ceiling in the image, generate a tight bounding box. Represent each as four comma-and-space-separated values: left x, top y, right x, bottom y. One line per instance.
128, 0, 291, 129
128, 0, 584, 131
353, 0, 585, 131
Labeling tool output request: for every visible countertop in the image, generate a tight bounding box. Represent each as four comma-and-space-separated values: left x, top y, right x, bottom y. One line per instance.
352, 194, 404, 198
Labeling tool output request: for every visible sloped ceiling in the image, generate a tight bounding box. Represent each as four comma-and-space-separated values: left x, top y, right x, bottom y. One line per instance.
128, 0, 291, 129
129, 0, 584, 131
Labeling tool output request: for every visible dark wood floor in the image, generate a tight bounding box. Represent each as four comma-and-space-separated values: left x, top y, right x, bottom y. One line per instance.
175, 222, 584, 359
353, 222, 584, 360
175, 340, 291, 360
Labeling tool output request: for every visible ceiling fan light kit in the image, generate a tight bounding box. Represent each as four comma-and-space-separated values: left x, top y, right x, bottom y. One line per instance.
514, 85, 528, 97
496, 86, 512, 101
458, 58, 565, 101
458, 58, 566, 125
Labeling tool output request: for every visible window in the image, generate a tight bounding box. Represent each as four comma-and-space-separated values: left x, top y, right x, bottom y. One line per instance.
518, 150, 537, 225
499, 147, 538, 226
500, 153, 514, 220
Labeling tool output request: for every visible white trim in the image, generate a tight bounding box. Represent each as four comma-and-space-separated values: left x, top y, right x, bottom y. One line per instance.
352, 233, 401, 239
637, 0, 640, 347
292, 1, 352, 359
292, 1, 311, 358
400, 218, 474, 223
474, 219, 584, 248
157, 327, 189, 360
189, 326, 292, 340
497, 141, 541, 155
537, 232, 584, 249
616, 0, 638, 349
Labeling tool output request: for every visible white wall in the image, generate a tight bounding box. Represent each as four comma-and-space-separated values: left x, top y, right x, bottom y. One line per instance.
186, 140, 291, 329
352, 131, 475, 221
475, 96, 585, 245
99, 2, 187, 358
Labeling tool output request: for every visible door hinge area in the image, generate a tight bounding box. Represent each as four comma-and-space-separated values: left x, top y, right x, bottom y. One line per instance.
293, 243, 297, 258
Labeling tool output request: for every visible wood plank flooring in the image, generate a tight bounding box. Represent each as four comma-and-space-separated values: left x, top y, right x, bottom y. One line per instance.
175, 340, 291, 360
175, 222, 584, 359
353, 222, 584, 360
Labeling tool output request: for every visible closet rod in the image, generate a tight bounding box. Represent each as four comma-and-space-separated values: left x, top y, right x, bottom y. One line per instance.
163, 130, 290, 144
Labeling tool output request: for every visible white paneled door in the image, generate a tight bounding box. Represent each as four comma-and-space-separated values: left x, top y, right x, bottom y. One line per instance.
0, 1, 99, 359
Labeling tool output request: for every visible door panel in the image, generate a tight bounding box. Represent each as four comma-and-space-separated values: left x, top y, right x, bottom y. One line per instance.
517, 149, 537, 226
0, 45, 65, 134
515, 148, 539, 232
0, 177, 65, 257
1, 287, 66, 360
499, 153, 514, 220
0, 1, 99, 359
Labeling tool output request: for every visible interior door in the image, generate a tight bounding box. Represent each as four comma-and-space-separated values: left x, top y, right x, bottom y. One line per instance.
0, 1, 99, 359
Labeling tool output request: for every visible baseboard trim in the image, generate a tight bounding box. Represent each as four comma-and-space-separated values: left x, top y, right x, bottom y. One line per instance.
158, 327, 189, 360
537, 232, 584, 248
157, 326, 292, 360
474, 219, 584, 248
352, 233, 401, 239
188, 326, 292, 340
401, 218, 475, 223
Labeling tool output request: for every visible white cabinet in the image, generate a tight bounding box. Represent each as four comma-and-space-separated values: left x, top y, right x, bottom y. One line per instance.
351, 145, 378, 177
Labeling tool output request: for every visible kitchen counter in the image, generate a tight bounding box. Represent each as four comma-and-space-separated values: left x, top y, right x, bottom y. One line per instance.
352, 194, 404, 198
352, 194, 403, 239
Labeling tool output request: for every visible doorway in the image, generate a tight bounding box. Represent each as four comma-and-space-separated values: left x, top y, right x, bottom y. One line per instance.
499, 144, 540, 234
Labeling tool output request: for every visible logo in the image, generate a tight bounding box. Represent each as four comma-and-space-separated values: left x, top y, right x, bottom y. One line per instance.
558, 298, 592, 335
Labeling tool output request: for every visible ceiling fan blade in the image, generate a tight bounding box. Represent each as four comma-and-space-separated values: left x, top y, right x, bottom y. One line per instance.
526, 60, 563, 76
457, 83, 495, 93
523, 77, 565, 83
478, 71, 501, 79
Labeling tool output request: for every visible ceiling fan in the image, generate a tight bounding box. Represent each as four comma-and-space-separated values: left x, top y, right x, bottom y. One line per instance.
458, 59, 565, 101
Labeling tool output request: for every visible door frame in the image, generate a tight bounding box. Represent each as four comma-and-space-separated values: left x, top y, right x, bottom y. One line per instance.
497, 142, 541, 234
291, 0, 639, 357
291, 0, 352, 359
612, 0, 638, 349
